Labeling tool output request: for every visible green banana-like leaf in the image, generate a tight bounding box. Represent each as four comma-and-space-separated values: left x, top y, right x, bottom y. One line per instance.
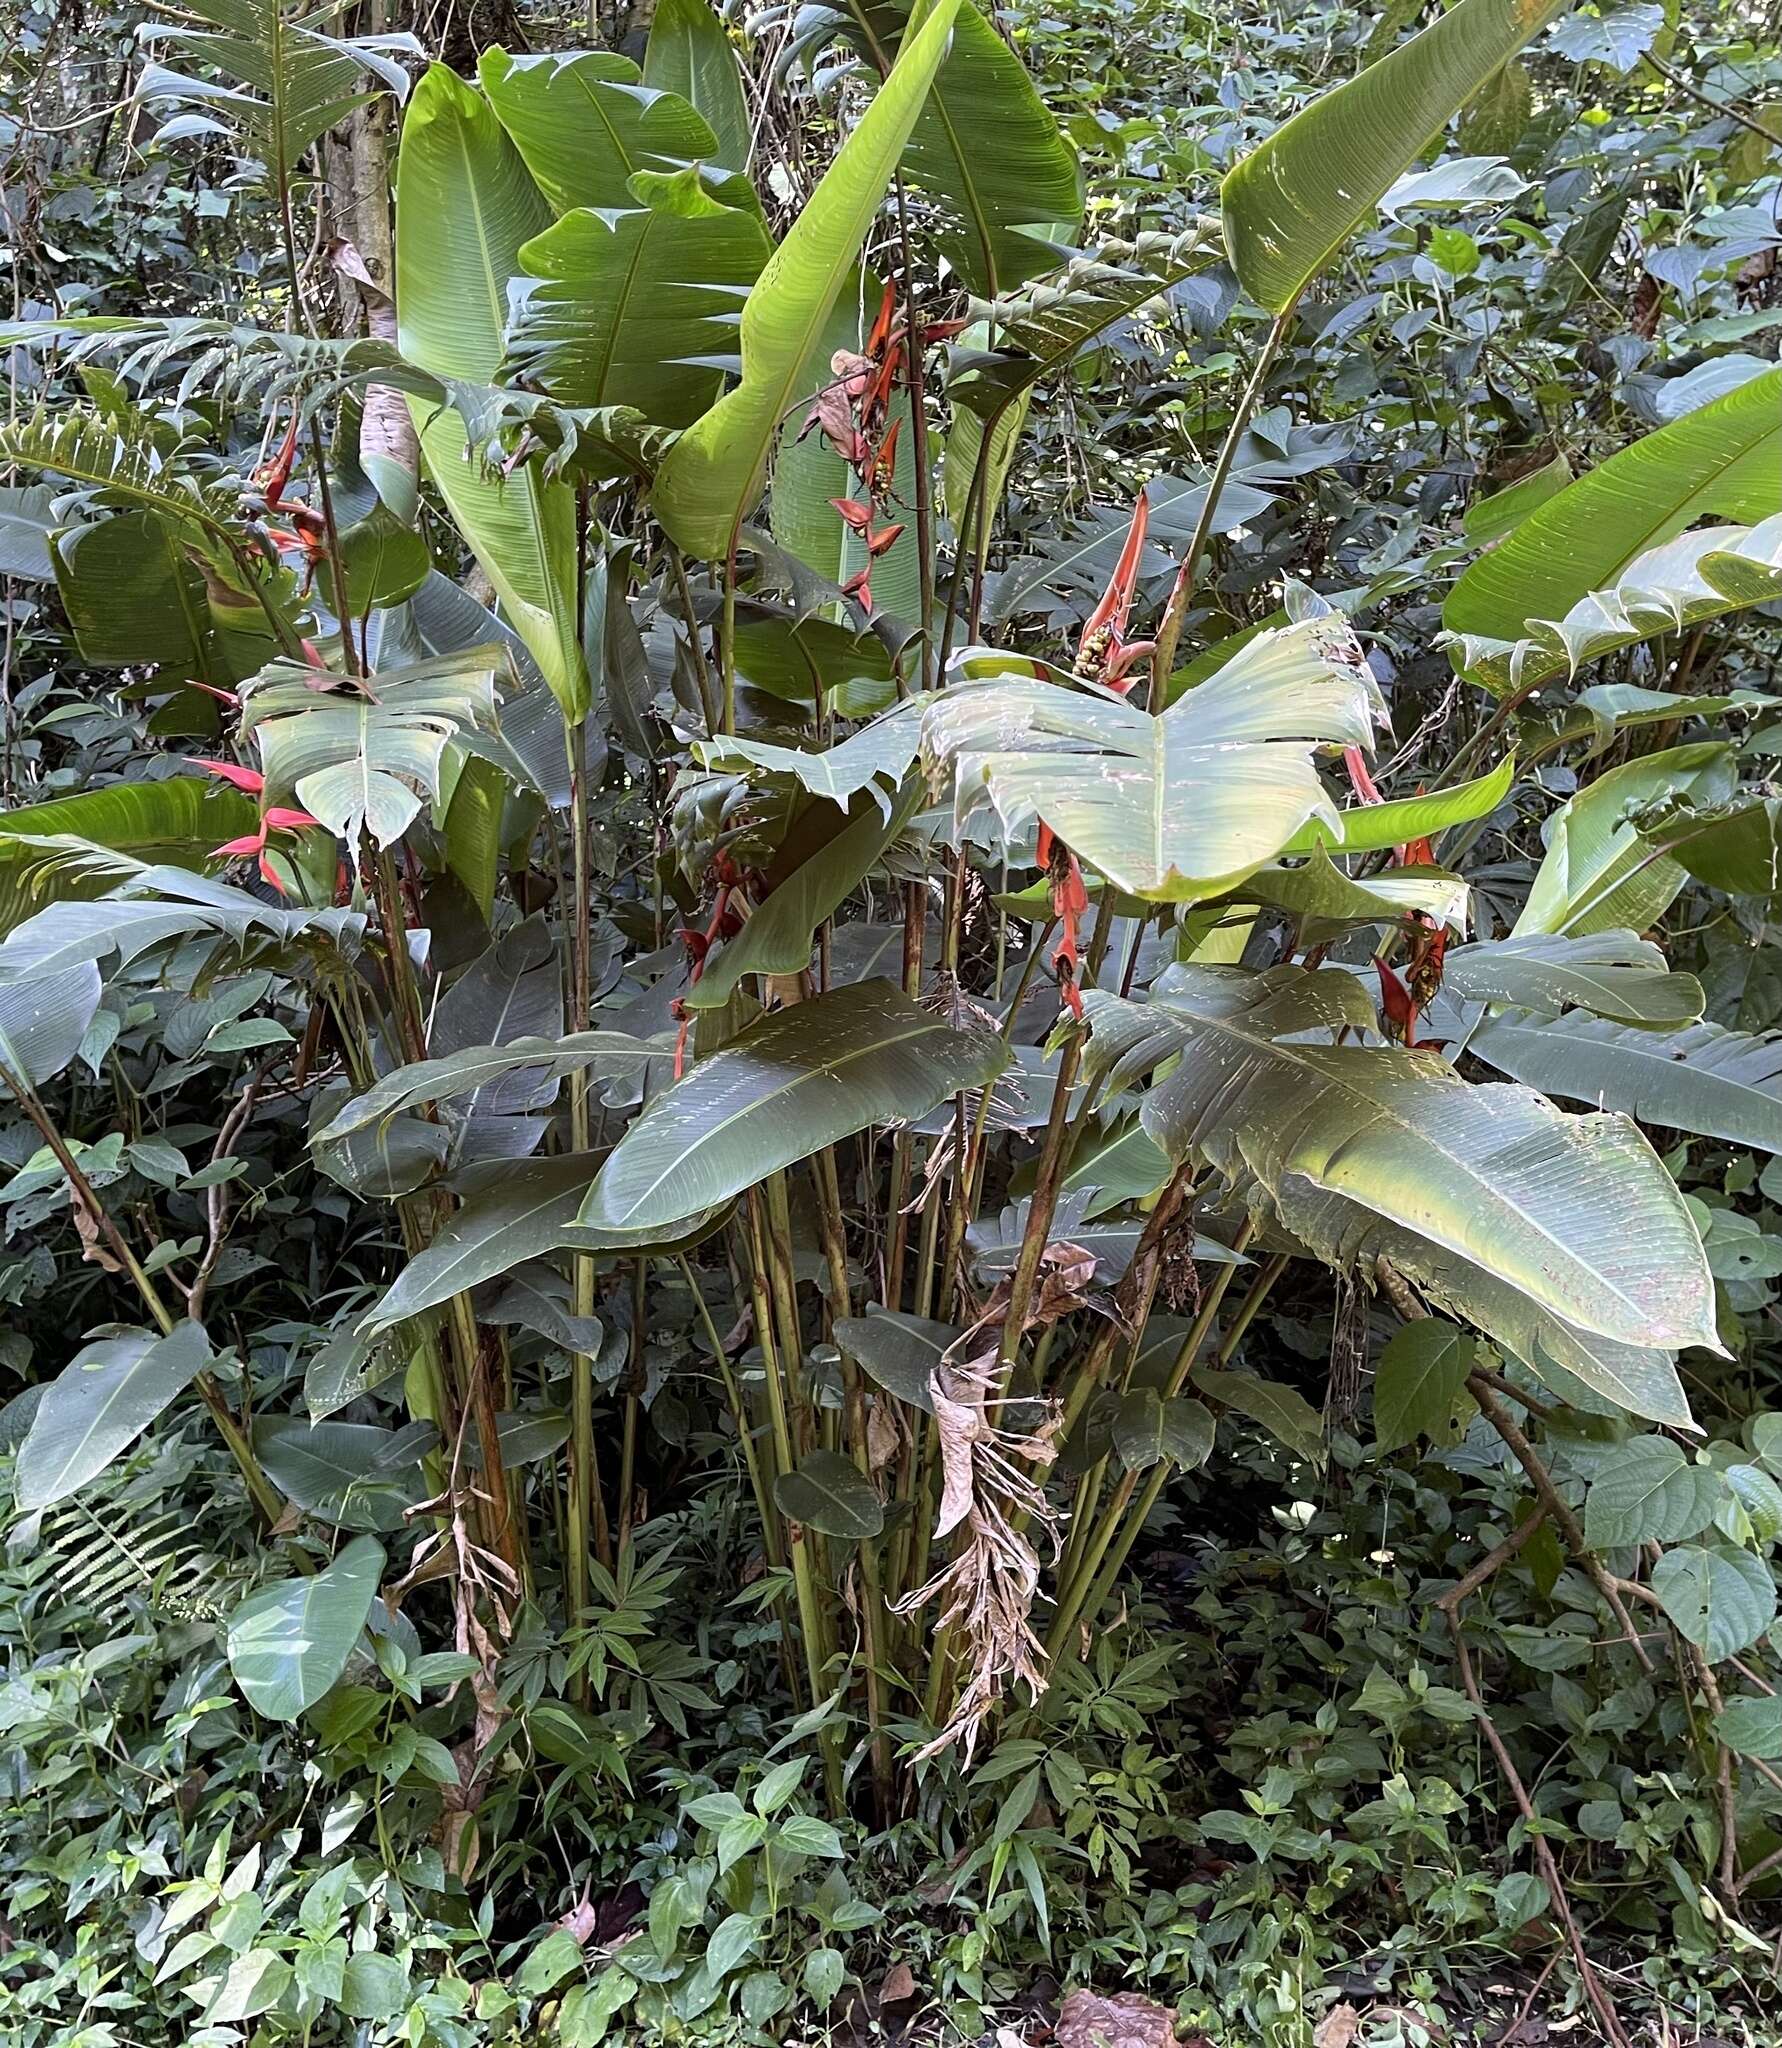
1445, 367, 1782, 686
687, 781, 922, 1010
1450, 515, 1782, 699
643, 0, 752, 172
51, 512, 212, 671
1219, 851, 1470, 936
480, 47, 726, 213
899, 0, 1082, 296
582, 977, 1007, 1232
1514, 743, 1737, 938
362, 1154, 721, 1332
0, 870, 361, 988
0, 961, 101, 1088
15, 1323, 213, 1510
394, 65, 589, 722
227, 1534, 384, 1722
0, 485, 55, 578
438, 748, 506, 918
647, 0, 749, 169
0, 778, 257, 936
1277, 754, 1516, 858
695, 698, 923, 806
1442, 930, 1705, 1026
1221, 0, 1569, 314
652, 0, 963, 559
505, 169, 769, 429
922, 616, 1379, 900
1656, 796, 1782, 901
1081, 966, 1719, 1415
317, 1029, 668, 1142
1471, 1013, 1782, 1155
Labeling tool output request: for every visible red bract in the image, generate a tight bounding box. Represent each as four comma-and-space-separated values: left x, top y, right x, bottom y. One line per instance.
257, 412, 300, 510
1076, 495, 1157, 696
197, 758, 264, 794
212, 804, 324, 897
1342, 744, 1384, 807
1374, 958, 1419, 1045
1037, 822, 1090, 1020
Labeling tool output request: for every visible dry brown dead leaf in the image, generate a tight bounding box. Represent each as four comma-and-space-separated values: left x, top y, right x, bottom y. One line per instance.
1056, 1987, 1177, 2048
1313, 2002, 1362, 2048
878, 1961, 917, 2005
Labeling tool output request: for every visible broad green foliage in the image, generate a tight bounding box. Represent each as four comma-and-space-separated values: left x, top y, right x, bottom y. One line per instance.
582, 979, 1008, 1231
16, 1324, 212, 1509
652, 0, 963, 556
1221, 0, 1570, 313
6, 0, 1782, 2041
226, 1534, 386, 1719
643, 0, 753, 171
394, 66, 589, 720
900, 0, 1085, 296
1446, 368, 1782, 690
506, 175, 770, 425
922, 616, 1382, 898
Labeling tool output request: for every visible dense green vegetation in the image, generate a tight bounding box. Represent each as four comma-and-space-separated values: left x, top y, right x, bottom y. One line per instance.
3, 0, 1782, 2041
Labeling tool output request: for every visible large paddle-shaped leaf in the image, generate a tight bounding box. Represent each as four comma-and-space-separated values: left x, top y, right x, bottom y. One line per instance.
652, 0, 962, 559
318, 1029, 668, 1143
1514, 743, 1737, 938
921, 616, 1379, 900
644, 0, 752, 172
1081, 966, 1718, 1420
899, 0, 1082, 296
242, 649, 503, 847
505, 169, 769, 429
395, 65, 589, 721
481, 48, 724, 212
1471, 1013, 1782, 1155
227, 1534, 384, 1721
15, 1324, 213, 1509
0, 777, 256, 936
1445, 369, 1782, 692
1442, 930, 1704, 1026
363, 1155, 721, 1333
1222, 0, 1570, 314
581, 977, 1007, 1232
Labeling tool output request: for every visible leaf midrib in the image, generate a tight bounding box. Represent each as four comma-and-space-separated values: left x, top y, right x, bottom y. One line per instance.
1154, 993, 1667, 1339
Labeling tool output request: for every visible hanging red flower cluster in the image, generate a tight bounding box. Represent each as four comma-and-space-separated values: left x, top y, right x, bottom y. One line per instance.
797, 281, 961, 615
252, 412, 330, 583
1072, 494, 1158, 696
668, 850, 751, 1078
1342, 747, 1447, 1050
196, 758, 323, 896
1028, 493, 1164, 1021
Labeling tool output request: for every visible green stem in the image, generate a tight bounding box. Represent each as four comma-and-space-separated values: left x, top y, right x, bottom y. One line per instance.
1047, 1241, 1281, 1662
1151, 311, 1293, 692
565, 720, 610, 1652
749, 1195, 844, 1809
676, 1254, 780, 1564
0, 1060, 296, 1543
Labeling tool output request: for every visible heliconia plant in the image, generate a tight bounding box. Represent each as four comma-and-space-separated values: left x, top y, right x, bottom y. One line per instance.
4, 0, 1782, 2030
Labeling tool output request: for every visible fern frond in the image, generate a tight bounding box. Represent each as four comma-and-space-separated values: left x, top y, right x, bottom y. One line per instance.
0, 407, 240, 544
